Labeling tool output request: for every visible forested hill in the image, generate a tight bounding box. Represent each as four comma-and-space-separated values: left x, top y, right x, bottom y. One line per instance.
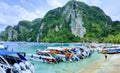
0, 0, 120, 43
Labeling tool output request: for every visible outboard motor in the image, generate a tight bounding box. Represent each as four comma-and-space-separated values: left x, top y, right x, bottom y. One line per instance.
25, 61, 31, 69
13, 63, 22, 73
54, 55, 63, 62
25, 61, 34, 73
6, 68, 12, 73
19, 62, 26, 71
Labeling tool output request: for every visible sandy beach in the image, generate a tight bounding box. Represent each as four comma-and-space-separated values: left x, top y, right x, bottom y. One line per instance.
80, 54, 120, 73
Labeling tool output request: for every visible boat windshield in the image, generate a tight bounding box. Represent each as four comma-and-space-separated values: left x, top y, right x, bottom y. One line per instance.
0, 57, 7, 65
59, 51, 65, 55
3, 54, 22, 65
44, 53, 50, 56
38, 52, 51, 57
67, 50, 72, 53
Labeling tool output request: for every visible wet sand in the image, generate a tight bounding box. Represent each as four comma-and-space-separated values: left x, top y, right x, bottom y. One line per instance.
79, 54, 120, 73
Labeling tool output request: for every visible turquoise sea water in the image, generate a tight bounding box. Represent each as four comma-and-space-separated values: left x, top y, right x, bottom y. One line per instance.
4, 42, 104, 73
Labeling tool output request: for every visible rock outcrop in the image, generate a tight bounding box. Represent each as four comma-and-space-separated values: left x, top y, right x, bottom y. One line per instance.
6, 26, 17, 41
63, 1, 86, 38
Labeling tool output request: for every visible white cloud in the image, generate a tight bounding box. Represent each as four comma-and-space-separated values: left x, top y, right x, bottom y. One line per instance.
0, 2, 43, 25
78, 0, 120, 21
77, 0, 102, 7
89, 0, 101, 6
0, 24, 8, 32
46, 0, 67, 9
20, 0, 26, 3
35, 10, 46, 18
0, 0, 120, 27
99, 0, 120, 21
77, 0, 90, 5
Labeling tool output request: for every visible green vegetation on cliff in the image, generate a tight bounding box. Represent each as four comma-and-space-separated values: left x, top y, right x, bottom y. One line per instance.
101, 21, 120, 43
0, 1, 120, 43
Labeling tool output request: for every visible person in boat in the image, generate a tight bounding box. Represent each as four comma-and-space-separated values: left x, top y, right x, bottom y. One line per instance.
39, 56, 41, 59
89, 52, 91, 57
65, 52, 70, 61
70, 53, 75, 61
71, 48, 77, 54
51, 52, 63, 62
4, 45, 9, 50
55, 50, 59, 54
31, 54, 33, 58
70, 53, 79, 61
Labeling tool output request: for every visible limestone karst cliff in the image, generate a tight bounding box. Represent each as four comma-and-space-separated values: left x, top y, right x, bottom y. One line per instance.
1, 0, 119, 43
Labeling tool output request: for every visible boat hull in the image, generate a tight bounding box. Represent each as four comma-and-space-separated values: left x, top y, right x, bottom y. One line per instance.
101, 49, 120, 54
27, 54, 57, 63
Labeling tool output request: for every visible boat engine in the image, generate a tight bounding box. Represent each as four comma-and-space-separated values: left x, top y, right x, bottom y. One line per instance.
13, 63, 22, 73
25, 61, 34, 73
6, 68, 12, 73
19, 62, 26, 70
25, 61, 31, 69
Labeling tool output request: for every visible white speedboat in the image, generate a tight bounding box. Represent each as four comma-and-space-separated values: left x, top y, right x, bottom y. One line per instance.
100, 46, 120, 54
46, 47, 67, 61
27, 50, 57, 63
46, 47, 79, 61
71, 46, 93, 59
0, 50, 34, 73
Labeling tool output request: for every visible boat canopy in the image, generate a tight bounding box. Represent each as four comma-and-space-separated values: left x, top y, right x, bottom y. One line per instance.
0, 50, 17, 55
37, 50, 51, 53
0, 49, 26, 56
47, 47, 64, 50
47, 47, 73, 51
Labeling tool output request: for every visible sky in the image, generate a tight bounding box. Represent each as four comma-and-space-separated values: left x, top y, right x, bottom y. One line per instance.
0, 0, 120, 32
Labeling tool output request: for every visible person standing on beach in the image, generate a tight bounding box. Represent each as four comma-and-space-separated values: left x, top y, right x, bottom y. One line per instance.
105, 54, 107, 60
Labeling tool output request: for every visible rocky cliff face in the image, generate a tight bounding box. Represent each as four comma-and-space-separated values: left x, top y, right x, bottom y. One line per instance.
6, 26, 17, 41
37, 22, 45, 42
63, 1, 86, 38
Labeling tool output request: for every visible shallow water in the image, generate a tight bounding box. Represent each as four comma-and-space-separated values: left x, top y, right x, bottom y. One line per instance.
4, 42, 103, 73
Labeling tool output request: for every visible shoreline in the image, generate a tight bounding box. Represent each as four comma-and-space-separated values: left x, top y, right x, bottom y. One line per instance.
79, 54, 120, 73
